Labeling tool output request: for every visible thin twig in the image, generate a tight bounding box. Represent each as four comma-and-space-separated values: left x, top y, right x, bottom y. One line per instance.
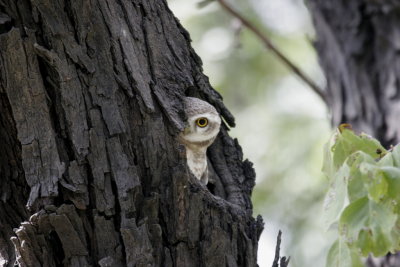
217, 0, 327, 103
272, 230, 290, 267
272, 230, 281, 267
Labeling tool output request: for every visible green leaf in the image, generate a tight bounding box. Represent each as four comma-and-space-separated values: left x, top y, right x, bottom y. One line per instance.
326, 239, 363, 267
347, 152, 374, 202
322, 134, 336, 178
355, 132, 386, 158
331, 133, 350, 170
367, 174, 388, 203
349, 246, 364, 267
391, 145, 400, 167
380, 167, 400, 209
358, 162, 388, 202
323, 127, 400, 266
390, 217, 400, 250
377, 151, 394, 167
339, 197, 397, 256
332, 129, 386, 169
326, 239, 351, 267
347, 152, 388, 203
356, 229, 374, 256
323, 163, 349, 229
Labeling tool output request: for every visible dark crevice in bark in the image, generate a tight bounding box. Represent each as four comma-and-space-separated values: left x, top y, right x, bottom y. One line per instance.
64, 1, 81, 46
139, 19, 157, 93
0, 12, 12, 34
37, 59, 76, 164
79, 210, 94, 264
0, 92, 29, 265
48, 230, 65, 264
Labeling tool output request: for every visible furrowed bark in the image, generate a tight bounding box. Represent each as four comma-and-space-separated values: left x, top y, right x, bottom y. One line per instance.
0, 0, 262, 266
309, 0, 400, 147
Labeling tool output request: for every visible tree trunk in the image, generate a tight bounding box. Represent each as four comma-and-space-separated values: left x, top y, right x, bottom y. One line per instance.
308, 0, 400, 265
0, 1, 262, 266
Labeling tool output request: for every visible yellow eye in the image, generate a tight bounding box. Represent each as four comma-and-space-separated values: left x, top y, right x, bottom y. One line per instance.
196, 117, 208, 128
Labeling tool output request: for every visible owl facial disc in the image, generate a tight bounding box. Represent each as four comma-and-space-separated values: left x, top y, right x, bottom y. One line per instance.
179, 97, 221, 185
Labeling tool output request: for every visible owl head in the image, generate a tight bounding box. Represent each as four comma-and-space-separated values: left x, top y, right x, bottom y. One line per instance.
180, 97, 221, 145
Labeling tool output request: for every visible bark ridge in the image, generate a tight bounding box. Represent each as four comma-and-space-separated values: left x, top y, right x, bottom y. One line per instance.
0, 0, 262, 266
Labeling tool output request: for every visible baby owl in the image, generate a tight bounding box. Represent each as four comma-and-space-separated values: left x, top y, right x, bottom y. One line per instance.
179, 97, 221, 185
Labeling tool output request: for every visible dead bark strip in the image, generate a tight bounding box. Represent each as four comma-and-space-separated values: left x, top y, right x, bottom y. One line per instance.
0, 0, 262, 266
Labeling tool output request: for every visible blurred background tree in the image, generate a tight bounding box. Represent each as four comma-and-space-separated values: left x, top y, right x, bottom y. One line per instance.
168, 0, 334, 266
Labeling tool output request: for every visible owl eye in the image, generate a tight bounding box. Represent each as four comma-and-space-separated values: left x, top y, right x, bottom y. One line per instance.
196, 117, 208, 128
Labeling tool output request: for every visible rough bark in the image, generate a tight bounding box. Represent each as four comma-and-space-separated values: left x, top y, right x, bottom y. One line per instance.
0, 1, 262, 266
308, 0, 400, 266
308, 0, 400, 147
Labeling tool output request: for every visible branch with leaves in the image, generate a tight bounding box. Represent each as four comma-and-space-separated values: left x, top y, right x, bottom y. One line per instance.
323, 125, 400, 266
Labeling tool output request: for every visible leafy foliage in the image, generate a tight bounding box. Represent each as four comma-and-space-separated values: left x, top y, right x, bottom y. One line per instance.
324, 125, 400, 266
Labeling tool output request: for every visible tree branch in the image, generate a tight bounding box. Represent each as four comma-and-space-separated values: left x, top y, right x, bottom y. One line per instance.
217, 0, 327, 103
272, 230, 290, 267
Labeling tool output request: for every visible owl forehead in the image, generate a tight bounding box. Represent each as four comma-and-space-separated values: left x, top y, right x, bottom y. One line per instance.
184, 97, 219, 118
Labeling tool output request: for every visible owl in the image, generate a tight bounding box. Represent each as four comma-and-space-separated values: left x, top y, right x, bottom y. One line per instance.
179, 97, 221, 185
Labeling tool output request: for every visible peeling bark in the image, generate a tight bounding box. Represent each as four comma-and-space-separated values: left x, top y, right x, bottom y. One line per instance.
0, 0, 262, 266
